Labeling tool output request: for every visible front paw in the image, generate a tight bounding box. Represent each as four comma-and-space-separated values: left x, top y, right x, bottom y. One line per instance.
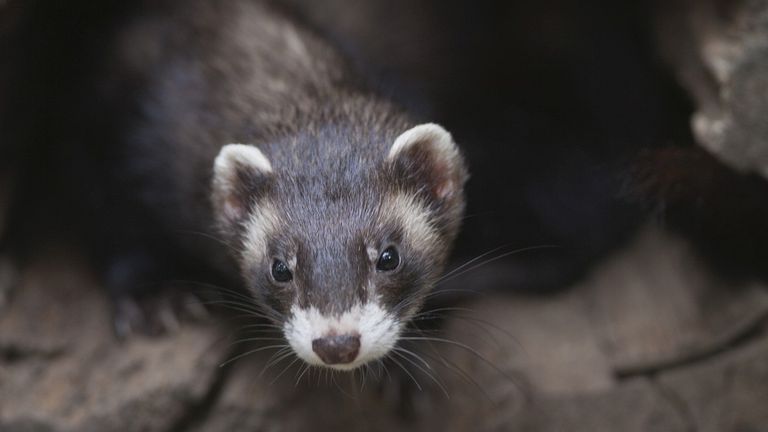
112, 289, 210, 339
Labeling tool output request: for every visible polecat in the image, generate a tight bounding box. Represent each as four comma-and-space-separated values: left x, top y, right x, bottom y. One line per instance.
70, 0, 466, 371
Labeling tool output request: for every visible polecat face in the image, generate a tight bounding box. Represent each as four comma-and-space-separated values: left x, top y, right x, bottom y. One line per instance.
212, 123, 466, 370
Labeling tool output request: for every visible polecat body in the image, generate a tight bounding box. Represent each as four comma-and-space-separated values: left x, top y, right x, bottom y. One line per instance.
75, 0, 466, 370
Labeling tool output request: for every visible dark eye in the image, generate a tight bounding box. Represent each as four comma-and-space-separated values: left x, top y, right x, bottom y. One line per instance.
271, 259, 293, 282
376, 246, 400, 272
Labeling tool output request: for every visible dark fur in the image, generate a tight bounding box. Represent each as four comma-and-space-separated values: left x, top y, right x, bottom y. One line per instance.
48, 0, 467, 329
232, 125, 466, 318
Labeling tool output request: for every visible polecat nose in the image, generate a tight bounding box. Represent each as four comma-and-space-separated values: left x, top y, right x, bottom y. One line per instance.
312, 333, 361, 365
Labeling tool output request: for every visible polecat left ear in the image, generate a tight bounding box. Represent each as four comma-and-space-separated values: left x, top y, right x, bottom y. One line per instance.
212, 144, 273, 226
387, 123, 467, 205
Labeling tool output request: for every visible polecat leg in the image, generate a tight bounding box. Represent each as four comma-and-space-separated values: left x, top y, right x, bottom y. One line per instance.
103, 250, 209, 338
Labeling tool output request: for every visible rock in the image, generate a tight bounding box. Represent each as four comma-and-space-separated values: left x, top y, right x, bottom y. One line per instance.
0, 247, 227, 432
441, 286, 616, 396
195, 226, 768, 431
501, 380, 689, 432
658, 0, 768, 177
659, 331, 768, 432
195, 333, 687, 432
1, 223, 766, 432
579, 227, 768, 376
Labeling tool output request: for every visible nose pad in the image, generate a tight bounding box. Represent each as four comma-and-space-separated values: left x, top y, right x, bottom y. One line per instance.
312, 333, 361, 365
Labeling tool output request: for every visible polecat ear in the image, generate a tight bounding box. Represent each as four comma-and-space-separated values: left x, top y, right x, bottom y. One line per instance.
387, 123, 467, 204
212, 144, 273, 225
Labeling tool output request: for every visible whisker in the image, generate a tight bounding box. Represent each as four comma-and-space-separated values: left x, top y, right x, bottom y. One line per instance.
238, 330, 283, 338
228, 337, 287, 346
219, 344, 289, 367
359, 364, 368, 391
408, 312, 519, 349
438, 245, 560, 286
392, 349, 449, 398
376, 358, 392, 382
190, 284, 285, 325
259, 347, 294, 376
403, 324, 501, 356
387, 354, 422, 391
331, 370, 357, 400
416, 347, 493, 402
295, 363, 311, 387
269, 356, 302, 385
239, 322, 283, 330
224, 314, 282, 328
202, 300, 280, 321
167, 280, 254, 304
439, 243, 517, 281
199, 299, 261, 313
411, 306, 478, 319
237, 328, 283, 336
393, 346, 432, 370
174, 229, 240, 254
399, 336, 513, 381
422, 287, 489, 300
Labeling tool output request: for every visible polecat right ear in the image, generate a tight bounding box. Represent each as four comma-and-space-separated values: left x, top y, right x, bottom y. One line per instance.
212, 144, 273, 226
387, 123, 467, 207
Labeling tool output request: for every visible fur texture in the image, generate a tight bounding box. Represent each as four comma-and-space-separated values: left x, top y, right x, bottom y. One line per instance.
75, 0, 467, 367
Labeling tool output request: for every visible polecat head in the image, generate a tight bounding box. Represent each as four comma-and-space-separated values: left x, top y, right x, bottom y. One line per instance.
212, 123, 466, 370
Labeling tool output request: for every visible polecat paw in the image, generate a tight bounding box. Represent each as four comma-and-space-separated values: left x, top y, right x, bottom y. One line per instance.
112, 289, 210, 339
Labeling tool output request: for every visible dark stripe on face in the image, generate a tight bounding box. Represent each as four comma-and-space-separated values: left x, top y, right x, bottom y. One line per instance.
352, 237, 370, 305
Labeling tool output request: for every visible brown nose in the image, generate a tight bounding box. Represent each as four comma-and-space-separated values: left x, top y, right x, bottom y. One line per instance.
312, 334, 361, 365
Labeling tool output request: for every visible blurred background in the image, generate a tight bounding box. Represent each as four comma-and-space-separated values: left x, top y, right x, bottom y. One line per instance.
1, 0, 767, 431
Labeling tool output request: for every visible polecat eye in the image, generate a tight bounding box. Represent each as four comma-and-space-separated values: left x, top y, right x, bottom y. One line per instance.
376, 246, 400, 272
271, 259, 293, 282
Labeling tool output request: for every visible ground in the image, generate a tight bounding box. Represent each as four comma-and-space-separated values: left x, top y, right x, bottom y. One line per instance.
1, 227, 767, 431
